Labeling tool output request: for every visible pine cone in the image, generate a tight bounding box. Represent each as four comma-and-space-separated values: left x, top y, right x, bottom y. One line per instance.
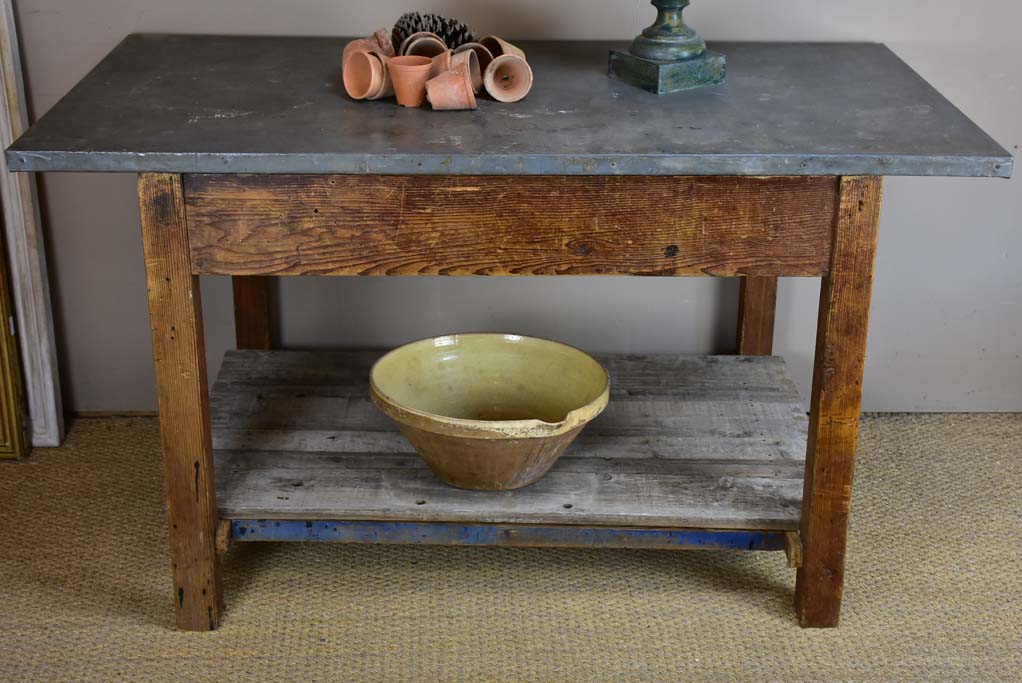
392, 12, 474, 52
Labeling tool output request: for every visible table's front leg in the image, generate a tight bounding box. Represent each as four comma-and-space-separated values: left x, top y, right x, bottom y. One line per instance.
138, 173, 222, 630
796, 176, 882, 627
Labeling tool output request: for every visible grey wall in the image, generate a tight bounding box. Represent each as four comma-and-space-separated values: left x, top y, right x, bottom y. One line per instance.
12, 0, 1021, 413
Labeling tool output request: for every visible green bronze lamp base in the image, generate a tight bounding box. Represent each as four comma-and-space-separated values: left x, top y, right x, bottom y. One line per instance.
609, 0, 725, 95
609, 49, 725, 94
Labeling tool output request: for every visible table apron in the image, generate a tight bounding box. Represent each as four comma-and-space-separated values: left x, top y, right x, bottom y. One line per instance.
183, 174, 839, 277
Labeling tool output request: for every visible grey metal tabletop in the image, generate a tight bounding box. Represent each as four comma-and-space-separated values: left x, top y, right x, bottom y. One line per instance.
5, 34, 1012, 177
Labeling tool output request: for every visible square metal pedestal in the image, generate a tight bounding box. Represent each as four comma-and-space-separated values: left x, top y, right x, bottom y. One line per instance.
609, 49, 726, 94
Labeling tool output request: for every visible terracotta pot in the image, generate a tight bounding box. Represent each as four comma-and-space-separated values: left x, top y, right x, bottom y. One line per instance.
429, 50, 452, 79
365, 52, 394, 100
484, 54, 534, 103
343, 50, 385, 100
371, 28, 396, 58
343, 29, 395, 65
370, 334, 610, 491
426, 61, 477, 111
479, 35, 526, 60
400, 31, 446, 58
451, 49, 482, 94
453, 42, 495, 74
343, 38, 378, 66
398, 31, 439, 55
387, 55, 433, 107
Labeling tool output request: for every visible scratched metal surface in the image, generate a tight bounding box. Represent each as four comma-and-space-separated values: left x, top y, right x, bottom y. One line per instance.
6, 34, 1012, 177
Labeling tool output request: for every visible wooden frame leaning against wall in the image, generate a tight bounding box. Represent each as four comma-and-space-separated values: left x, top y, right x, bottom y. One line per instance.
0, 0, 63, 449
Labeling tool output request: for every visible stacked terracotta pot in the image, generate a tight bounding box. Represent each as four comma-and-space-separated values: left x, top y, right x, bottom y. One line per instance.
343, 29, 533, 110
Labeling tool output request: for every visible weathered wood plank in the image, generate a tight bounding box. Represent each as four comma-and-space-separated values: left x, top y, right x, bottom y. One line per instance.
211, 392, 805, 440
185, 175, 838, 277
216, 462, 802, 530
139, 172, 222, 631
210, 351, 808, 464
232, 520, 788, 551
211, 350, 807, 531
215, 450, 805, 478
216, 351, 801, 395
737, 276, 778, 355
213, 429, 807, 463
795, 176, 882, 628
231, 276, 272, 350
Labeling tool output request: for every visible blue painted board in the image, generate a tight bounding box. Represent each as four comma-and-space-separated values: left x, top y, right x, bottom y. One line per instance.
232, 520, 787, 551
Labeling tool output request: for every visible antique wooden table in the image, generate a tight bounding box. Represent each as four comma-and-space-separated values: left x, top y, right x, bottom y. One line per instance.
8, 35, 1011, 631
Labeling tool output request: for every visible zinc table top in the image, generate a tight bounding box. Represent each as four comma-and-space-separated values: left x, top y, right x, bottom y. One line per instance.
6, 34, 1012, 178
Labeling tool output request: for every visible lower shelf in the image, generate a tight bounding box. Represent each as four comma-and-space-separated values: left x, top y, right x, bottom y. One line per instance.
211, 350, 807, 533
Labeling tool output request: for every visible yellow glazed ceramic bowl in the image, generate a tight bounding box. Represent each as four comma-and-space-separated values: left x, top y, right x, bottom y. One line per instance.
370, 334, 610, 490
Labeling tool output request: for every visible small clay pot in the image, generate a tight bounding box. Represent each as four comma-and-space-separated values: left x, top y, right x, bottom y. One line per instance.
426, 61, 477, 111
387, 55, 433, 107
400, 31, 446, 58
451, 49, 482, 94
343, 50, 385, 100
372, 28, 396, 58
429, 50, 452, 79
479, 35, 526, 61
454, 42, 495, 73
399, 31, 440, 55
343, 29, 395, 65
365, 52, 394, 100
484, 54, 534, 103
343, 38, 378, 66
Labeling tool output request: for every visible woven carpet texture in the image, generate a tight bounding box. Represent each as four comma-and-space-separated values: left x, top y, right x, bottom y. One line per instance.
1, 415, 1019, 681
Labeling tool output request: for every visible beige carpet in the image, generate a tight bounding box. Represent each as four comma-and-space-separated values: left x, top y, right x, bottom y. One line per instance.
1, 415, 1019, 682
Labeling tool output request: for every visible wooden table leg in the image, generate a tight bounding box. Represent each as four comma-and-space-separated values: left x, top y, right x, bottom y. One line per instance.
231, 276, 272, 350
795, 176, 882, 628
139, 173, 223, 631
737, 276, 778, 355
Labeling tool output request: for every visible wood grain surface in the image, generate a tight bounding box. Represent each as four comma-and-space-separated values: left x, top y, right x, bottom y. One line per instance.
138, 173, 222, 631
737, 276, 778, 355
231, 276, 272, 350
795, 176, 883, 628
210, 351, 808, 531
184, 175, 838, 277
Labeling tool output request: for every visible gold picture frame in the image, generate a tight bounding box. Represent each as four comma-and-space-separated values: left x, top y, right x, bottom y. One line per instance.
0, 220, 27, 458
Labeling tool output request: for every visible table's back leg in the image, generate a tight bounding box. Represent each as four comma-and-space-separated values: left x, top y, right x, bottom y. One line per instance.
795, 176, 882, 627
737, 276, 778, 355
138, 173, 223, 631
231, 276, 272, 350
